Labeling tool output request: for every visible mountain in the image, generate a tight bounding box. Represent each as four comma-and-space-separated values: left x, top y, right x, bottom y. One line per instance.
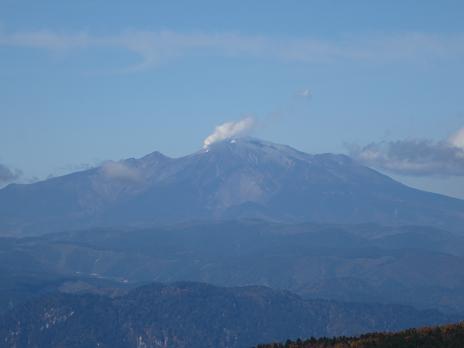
1, 137, 464, 236
0, 282, 456, 348
257, 322, 464, 348
3, 221, 464, 313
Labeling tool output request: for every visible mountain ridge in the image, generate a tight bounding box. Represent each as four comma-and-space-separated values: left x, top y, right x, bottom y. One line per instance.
1, 137, 463, 236
0, 281, 457, 348
3, 220, 464, 313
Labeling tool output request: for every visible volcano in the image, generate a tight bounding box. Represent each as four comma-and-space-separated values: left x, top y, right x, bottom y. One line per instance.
1, 137, 463, 235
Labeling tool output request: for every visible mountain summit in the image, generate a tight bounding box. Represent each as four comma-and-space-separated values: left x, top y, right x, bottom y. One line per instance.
1, 137, 463, 235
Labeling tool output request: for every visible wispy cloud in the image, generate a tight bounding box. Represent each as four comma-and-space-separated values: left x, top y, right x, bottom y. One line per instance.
449, 127, 464, 149
1, 29, 463, 71
0, 30, 92, 50
99, 161, 141, 181
350, 127, 464, 176
296, 88, 312, 98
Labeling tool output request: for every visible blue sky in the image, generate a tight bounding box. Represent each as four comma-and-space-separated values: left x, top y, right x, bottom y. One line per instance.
1, 1, 464, 197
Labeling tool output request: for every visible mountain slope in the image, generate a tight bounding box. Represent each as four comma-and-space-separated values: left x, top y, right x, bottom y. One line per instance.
1, 138, 463, 235
0, 282, 456, 348
3, 221, 464, 313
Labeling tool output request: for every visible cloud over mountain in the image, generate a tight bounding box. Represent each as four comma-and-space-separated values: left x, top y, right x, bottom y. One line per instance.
350, 127, 464, 176
0, 163, 22, 185
449, 127, 464, 149
100, 161, 141, 181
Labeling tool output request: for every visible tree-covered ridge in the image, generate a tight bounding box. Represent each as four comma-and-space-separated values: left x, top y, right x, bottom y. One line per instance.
3, 221, 464, 314
0, 282, 456, 348
257, 322, 464, 348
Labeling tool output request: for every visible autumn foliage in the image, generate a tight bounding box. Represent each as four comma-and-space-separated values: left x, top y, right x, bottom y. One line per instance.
257, 322, 464, 348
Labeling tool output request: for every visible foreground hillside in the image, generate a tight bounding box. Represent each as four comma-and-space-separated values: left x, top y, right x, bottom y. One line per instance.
257, 322, 464, 348
2, 221, 464, 313
2, 138, 464, 236
0, 282, 455, 348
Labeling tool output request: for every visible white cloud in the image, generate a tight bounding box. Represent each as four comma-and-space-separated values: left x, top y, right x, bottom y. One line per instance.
297, 88, 312, 98
448, 127, 464, 149
350, 127, 464, 176
100, 161, 140, 181
203, 117, 255, 148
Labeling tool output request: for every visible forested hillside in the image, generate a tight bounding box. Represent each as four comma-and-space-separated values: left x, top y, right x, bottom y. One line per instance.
258, 322, 464, 348
0, 282, 455, 348
2, 221, 464, 314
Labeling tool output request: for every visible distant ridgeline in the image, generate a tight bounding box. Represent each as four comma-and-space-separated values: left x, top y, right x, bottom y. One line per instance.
257, 322, 464, 348
0, 282, 457, 348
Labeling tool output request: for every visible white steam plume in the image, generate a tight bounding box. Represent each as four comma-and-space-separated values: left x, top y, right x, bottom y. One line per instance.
203, 117, 255, 148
